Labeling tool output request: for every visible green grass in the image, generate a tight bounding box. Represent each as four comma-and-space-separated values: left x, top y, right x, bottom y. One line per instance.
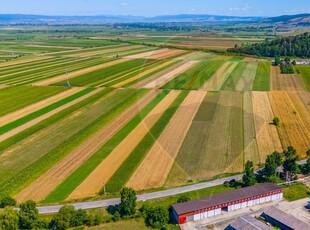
221, 62, 247, 90
0, 86, 67, 116
105, 91, 189, 193
43, 90, 170, 203
88, 218, 150, 230
55, 59, 156, 87
0, 88, 95, 135
162, 61, 224, 90
282, 183, 310, 201
252, 62, 270, 91
0, 88, 148, 200
296, 65, 310, 91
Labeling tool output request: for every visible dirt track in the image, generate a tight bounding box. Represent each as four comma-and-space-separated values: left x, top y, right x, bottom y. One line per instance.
0, 87, 84, 127
0, 88, 103, 142
126, 91, 206, 190
33, 58, 128, 86
252, 92, 282, 161
67, 90, 180, 200
15, 90, 158, 202
143, 61, 198, 88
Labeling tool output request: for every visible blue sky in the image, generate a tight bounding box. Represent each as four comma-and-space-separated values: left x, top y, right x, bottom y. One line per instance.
0, 0, 309, 16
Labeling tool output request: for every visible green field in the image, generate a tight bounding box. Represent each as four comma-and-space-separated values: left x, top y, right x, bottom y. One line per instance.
296, 65, 310, 91
0, 86, 67, 116
252, 62, 271, 91
161, 61, 224, 90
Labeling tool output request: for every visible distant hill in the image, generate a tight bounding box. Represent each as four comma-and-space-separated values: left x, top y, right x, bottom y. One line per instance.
264, 13, 310, 25
227, 32, 310, 57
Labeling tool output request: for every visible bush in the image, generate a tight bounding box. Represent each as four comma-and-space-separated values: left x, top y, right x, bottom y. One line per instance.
112, 211, 121, 222
145, 207, 169, 229
0, 196, 17, 208
273, 117, 280, 126
177, 195, 190, 203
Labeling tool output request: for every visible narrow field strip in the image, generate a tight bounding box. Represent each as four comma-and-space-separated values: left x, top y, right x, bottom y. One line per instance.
126, 91, 206, 191
161, 61, 223, 90
0, 56, 51, 69
67, 90, 180, 200
0, 87, 82, 127
296, 66, 310, 91
252, 92, 282, 161
0, 88, 94, 135
243, 92, 260, 164
15, 89, 154, 202
252, 62, 271, 91
0, 86, 67, 117
201, 62, 232, 90
112, 60, 176, 88
124, 48, 167, 59
34, 58, 127, 86
0, 88, 140, 200
0, 88, 100, 142
105, 91, 190, 193
268, 91, 310, 157
43, 90, 170, 202
147, 49, 185, 59
143, 61, 199, 88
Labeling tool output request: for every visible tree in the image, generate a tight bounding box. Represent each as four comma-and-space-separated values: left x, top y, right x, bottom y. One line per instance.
304, 157, 310, 175
283, 146, 299, 180
119, 188, 137, 216
0, 197, 17, 208
0, 207, 19, 230
242, 161, 256, 187
177, 195, 190, 203
145, 207, 169, 229
70, 209, 89, 227
51, 205, 76, 230
18, 200, 39, 229
274, 56, 280, 66
273, 117, 280, 126
264, 154, 278, 177
272, 151, 283, 166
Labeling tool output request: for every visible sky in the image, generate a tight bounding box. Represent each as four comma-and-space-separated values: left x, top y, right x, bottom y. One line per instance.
0, 0, 309, 17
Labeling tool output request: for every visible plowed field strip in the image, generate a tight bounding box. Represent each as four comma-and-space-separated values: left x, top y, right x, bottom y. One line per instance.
143, 61, 198, 88
252, 92, 282, 162
67, 91, 180, 200
127, 91, 206, 190
0, 87, 83, 127
15, 90, 157, 202
269, 91, 310, 157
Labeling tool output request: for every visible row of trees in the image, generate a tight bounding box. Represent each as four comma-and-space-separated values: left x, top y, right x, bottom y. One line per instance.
228, 32, 310, 57
242, 146, 310, 187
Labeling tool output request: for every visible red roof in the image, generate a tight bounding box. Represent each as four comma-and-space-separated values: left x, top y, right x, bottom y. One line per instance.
172, 183, 282, 216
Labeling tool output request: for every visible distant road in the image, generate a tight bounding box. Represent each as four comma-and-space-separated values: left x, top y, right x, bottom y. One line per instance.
37, 159, 308, 214
38, 174, 243, 214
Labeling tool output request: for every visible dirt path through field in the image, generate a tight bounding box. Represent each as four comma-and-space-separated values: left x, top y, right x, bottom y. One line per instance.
268, 91, 310, 157
112, 60, 176, 88
124, 48, 169, 59
252, 92, 282, 161
143, 61, 198, 88
0, 88, 103, 142
34, 58, 128, 86
15, 90, 158, 202
201, 62, 233, 90
0, 87, 84, 127
67, 90, 180, 200
126, 91, 206, 190
243, 92, 260, 164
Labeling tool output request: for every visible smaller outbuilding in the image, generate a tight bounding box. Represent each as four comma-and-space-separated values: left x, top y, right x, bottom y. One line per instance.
225, 215, 272, 230
261, 206, 310, 230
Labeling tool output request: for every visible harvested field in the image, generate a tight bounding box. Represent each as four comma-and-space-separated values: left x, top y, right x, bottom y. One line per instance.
143, 61, 198, 88
270, 66, 306, 91
126, 91, 206, 191
67, 90, 180, 200
15, 90, 157, 202
0, 87, 83, 127
202, 62, 238, 91
34, 58, 127, 86
124, 48, 169, 59
269, 91, 310, 157
243, 92, 260, 164
0, 88, 101, 142
147, 49, 185, 59
297, 91, 310, 113
165, 91, 244, 187
252, 92, 282, 161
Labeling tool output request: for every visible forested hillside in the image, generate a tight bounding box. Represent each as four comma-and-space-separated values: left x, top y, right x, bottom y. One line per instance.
227, 33, 310, 57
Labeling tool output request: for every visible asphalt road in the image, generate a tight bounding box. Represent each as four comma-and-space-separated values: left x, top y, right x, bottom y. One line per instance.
38, 174, 243, 214
37, 159, 308, 214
